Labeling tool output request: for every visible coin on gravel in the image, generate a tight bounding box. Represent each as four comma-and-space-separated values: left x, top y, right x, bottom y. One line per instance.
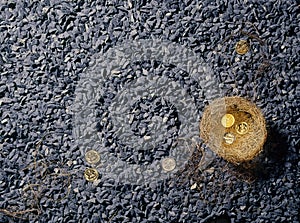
85, 150, 100, 164
235, 40, 250, 55
161, 157, 176, 172
84, 168, 99, 182
221, 114, 235, 128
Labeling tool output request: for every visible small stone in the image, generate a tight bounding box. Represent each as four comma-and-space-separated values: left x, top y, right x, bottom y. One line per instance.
190, 183, 197, 190
67, 160, 73, 166
143, 135, 151, 140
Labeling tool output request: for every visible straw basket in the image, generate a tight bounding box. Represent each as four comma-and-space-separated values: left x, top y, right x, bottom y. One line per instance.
200, 96, 267, 164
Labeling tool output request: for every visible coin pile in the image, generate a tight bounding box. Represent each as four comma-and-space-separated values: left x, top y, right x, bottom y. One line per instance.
200, 96, 267, 164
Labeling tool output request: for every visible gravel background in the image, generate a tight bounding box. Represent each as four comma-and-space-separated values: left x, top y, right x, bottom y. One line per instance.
0, 0, 299, 222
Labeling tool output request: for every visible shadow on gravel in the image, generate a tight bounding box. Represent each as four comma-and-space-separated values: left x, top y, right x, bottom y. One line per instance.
204, 213, 231, 223
174, 125, 289, 186
230, 127, 288, 182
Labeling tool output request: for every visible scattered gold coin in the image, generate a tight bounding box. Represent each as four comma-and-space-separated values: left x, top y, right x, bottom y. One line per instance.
223, 132, 235, 144
221, 114, 235, 128
84, 168, 99, 182
236, 122, 249, 135
161, 157, 176, 172
235, 40, 250, 55
85, 150, 100, 164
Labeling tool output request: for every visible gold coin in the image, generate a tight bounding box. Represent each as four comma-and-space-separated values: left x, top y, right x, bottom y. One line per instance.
84, 168, 99, 182
236, 122, 249, 135
223, 132, 235, 144
85, 150, 100, 164
235, 40, 250, 55
161, 157, 176, 172
221, 114, 235, 128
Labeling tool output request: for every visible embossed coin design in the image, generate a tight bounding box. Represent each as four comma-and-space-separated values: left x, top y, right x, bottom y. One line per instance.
236, 122, 249, 135
221, 114, 235, 128
84, 168, 99, 182
161, 157, 176, 172
235, 40, 250, 55
85, 150, 100, 164
223, 133, 235, 144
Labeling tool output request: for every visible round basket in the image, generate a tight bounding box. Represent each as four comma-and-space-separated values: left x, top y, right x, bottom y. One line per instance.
200, 96, 267, 164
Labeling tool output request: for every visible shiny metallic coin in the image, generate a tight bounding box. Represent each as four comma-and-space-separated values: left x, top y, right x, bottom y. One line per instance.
84, 168, 99, 182
221, 114, 235, 128
236, 122, 249, 135
235, 40, 250, 55
223, 133, 235, 144
161, 157, 176, 172
85, 150, 100, 164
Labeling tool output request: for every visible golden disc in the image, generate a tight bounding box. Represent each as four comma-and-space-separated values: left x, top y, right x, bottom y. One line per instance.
236, 122, 249, 135
84, 168, 99, 182
85, 150, 100, 164
221, 114, 235, 128
235, 40, 250, 55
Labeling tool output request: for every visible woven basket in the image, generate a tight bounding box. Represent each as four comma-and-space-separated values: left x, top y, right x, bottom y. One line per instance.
200, 96, 267, 164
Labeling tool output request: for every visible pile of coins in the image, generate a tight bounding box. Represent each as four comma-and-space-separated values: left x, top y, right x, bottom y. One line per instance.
220, 113, 250, 145
200, 96, 267, 164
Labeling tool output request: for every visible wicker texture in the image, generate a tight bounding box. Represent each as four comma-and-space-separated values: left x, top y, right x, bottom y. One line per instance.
200, 97, 267, 164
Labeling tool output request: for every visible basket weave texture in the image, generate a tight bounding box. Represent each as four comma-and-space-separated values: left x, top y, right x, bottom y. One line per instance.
200, 96, 267, 164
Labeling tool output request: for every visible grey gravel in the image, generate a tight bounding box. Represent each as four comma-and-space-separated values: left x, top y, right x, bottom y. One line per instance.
0, 0, 299, 223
